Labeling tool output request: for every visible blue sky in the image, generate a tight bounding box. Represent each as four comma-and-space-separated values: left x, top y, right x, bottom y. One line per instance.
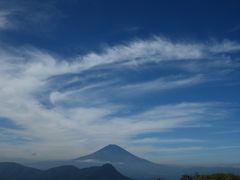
0, 0, 240, 166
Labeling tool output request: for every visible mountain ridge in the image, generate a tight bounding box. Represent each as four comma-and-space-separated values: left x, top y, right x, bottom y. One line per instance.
0, 162, 132, 180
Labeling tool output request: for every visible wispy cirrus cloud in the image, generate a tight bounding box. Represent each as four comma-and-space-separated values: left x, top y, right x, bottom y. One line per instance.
131, 145, 240, 154
131, 137, 205, 144
0, 101, 233, 160
0, 10, 14, 30
0, 36, 240, 161
119, 75, 205, 94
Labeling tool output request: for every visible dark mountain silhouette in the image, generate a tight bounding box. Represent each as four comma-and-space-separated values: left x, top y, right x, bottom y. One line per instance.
0, 162, 42, 180
0, 162, 132, 180
180, 172, 240, 180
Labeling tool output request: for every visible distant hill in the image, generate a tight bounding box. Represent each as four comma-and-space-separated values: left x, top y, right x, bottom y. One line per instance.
0, 162, 42, 180
0, 162, 132, 180
181, 173, 240, 180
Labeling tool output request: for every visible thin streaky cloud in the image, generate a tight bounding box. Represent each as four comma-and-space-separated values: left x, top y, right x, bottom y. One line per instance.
132, 138, 205, 144
0, 10, 13, 30
0, 36, 240, 161
119, 75, 205, 94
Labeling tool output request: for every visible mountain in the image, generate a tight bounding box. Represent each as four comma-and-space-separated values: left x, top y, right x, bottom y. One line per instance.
26, 144, 240, 180
0, 162, 132, 180
0, 162, 42, 180
75, 144, 151, 164
74, 144, 177, 179
43, 163, 132, 180
28, 144, 165, 179
73, 144, 240, 180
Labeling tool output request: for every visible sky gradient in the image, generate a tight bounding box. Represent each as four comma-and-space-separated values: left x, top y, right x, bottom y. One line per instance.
0, 0, 240, 166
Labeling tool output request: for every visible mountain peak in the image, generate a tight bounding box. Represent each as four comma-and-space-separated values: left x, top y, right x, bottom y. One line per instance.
75, 144, 149, 164
101, 144, 127, 152
105, 144, 122, 149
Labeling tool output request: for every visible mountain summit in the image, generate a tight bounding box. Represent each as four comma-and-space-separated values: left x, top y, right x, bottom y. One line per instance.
74, 144, 168, 179
75, 144, 149, 164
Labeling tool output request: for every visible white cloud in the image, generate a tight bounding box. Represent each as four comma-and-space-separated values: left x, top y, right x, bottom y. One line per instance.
0, 37, 239, 161
133, 145, 240, 154
0, 10, 12, 30
132, 137, 205, 144
119, 75, 205, 94
209, 40, 240, 53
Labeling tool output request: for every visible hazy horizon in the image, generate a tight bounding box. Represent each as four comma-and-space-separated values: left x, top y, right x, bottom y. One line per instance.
0, 0, 240, 166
